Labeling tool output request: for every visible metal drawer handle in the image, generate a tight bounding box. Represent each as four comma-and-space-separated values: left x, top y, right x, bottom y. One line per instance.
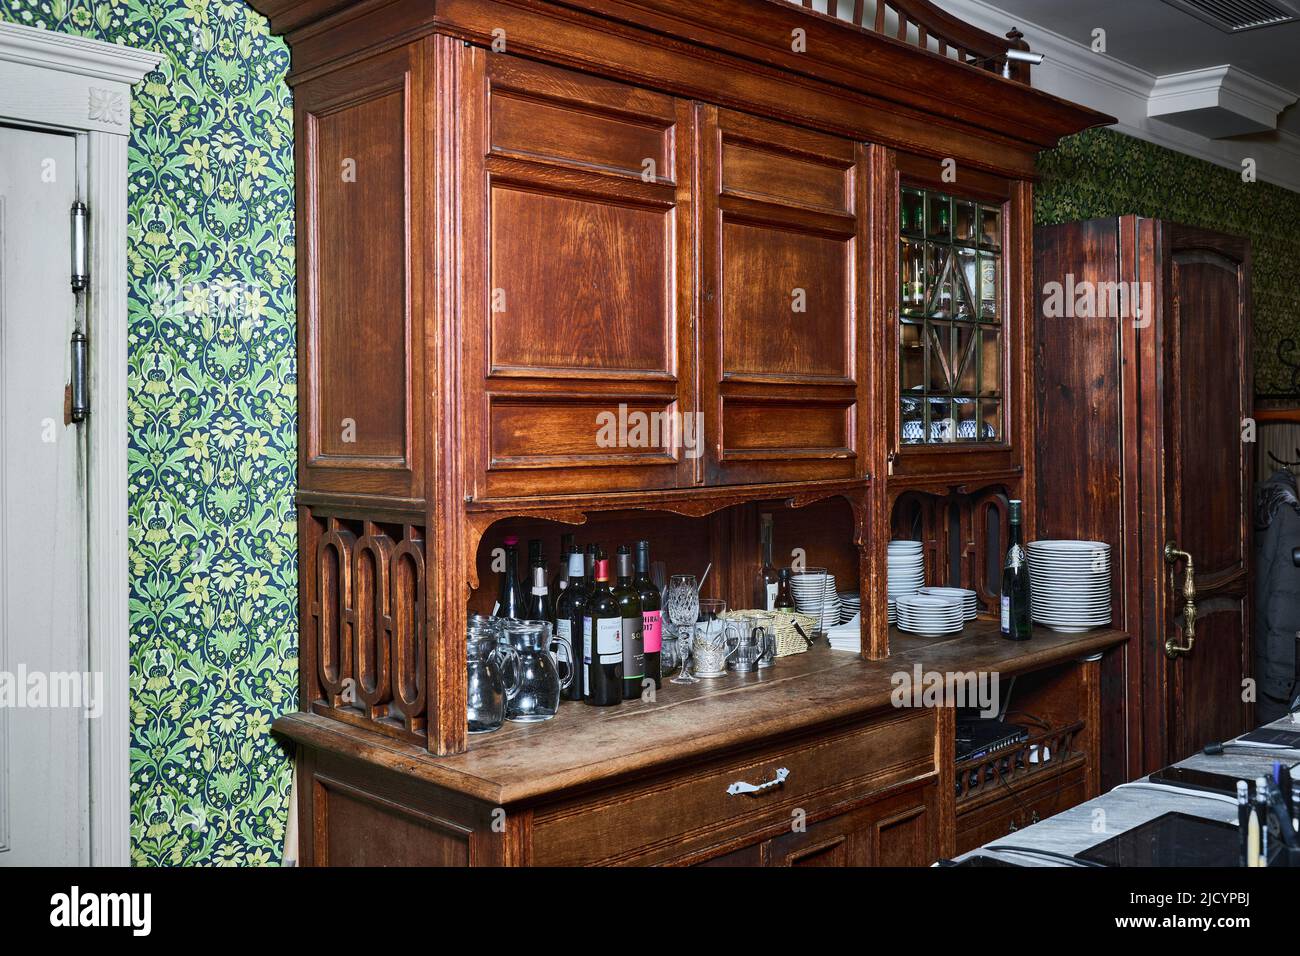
727, 767, 789, 797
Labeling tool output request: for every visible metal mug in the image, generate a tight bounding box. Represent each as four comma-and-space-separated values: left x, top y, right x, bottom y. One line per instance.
692, 614, 733, 677
756, 619, 775, 669
724, 615, 764, 673
692, 637, 736, 677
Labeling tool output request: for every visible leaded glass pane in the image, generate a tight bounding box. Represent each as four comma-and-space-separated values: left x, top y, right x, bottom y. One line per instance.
898, 185, 1006, 445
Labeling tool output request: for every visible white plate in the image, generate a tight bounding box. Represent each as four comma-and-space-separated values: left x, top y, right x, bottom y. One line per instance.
1028, 540, 1110, 552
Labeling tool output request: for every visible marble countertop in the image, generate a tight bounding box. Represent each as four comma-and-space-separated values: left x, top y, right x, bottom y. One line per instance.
959, 717, 1300, 866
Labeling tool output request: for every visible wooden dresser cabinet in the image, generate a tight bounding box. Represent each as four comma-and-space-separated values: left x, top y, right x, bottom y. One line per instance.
248, 0, 1119, 865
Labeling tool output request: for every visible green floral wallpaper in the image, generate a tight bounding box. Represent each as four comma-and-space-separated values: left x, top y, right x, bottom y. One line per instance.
0, 0, 298, 864
1037, 127, 1300, 397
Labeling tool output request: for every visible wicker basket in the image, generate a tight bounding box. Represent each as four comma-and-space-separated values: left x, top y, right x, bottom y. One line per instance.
722, 609, 818, 657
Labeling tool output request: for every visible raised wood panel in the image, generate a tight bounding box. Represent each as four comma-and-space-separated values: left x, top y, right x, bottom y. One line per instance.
701, 106, 864, 486
315, 775, 471, 866
720, 139, 851, 214
721, 399, 851, 457
488, 185, 672, 376
487, 396, 681, 468
767, 780, 938, 866
297, 46, 424, 498
490, 92, 672, 181
720, 220, 852, 381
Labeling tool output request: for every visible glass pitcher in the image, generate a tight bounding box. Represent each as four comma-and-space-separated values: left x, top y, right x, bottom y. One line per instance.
500, 619, 572, 723
467, 619, 519, 734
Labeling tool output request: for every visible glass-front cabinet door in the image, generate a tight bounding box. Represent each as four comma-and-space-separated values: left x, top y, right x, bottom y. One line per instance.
898, 185, 1004, 446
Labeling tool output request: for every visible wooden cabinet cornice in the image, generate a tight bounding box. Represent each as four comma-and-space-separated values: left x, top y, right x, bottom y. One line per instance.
258, 0, 1113, 767
250, 0, 1109, 176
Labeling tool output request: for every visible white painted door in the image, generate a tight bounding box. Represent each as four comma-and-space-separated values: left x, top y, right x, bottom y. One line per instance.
0, 125, 90, 865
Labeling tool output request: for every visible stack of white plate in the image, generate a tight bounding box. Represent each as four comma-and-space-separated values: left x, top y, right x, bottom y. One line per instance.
888, 541, 924, 600
1028, 540, 1112, 633
790, 571, 840, 632
895, 594, 965, 636
888, 597, 897, 624
838, 591, 861, 624
918, 586, 977, 621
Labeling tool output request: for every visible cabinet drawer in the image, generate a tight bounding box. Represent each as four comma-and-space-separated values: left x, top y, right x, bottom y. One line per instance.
531, 709, 936, 866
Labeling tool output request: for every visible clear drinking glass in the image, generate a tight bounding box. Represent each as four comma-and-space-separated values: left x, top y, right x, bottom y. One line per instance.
666, 574, 700, 685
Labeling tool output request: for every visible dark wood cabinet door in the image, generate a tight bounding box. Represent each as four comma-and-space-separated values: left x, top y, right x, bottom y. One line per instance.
767, 783, 938, 866
1161, 223, 1253, 761
698, 107, 865, 486
461, 52, 696, 499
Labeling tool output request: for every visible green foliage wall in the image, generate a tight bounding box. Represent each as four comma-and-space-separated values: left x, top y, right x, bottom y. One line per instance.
1036, 127, 1300, 396
0, 0, 298, 864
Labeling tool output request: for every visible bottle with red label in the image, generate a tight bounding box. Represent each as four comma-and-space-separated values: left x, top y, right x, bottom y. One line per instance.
633, 540, 662, 689
582, 553, 622, 706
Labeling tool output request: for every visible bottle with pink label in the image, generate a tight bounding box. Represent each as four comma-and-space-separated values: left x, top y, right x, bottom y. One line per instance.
633, 540, 662, 689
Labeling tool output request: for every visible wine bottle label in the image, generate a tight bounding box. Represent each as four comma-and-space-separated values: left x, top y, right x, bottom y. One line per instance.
642, 609, 662, 653
621, 617, 644, 679
1000, 595, 1010, 633
584, 616, 621, 663
765, 582, 778, 611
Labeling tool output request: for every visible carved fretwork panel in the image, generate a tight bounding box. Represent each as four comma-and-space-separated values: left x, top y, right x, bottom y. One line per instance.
306, 513, 427, 743
889, 486, 1009, 613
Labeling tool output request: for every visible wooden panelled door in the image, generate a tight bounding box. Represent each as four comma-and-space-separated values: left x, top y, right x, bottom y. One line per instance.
698, 107, 864, 486
1159, 223, 1253, 761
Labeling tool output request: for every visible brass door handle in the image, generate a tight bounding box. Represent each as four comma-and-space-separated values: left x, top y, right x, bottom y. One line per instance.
1163, 541, 1196, 658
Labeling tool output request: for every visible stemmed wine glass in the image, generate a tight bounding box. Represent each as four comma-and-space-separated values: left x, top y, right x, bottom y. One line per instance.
667, 574, 700, 685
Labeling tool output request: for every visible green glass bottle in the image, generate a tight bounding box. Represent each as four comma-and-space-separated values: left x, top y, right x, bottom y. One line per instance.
1000, 499, 1032, 641
613, 545, 644, 700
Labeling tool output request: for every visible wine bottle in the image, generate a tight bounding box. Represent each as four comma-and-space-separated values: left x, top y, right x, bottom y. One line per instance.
495, 536, 524, 620
774, 567, 795, 610
554, 533, 576, 593
755, 512, 778, 610
633, 540, 662, 689
1000, 499, 1032, 641
583, 555, 623, 706
527, 538, 542, 571
583, 543, 598, 588
526, 561, 551, 623
613, 545, 644, 700
553, 550, 587, 700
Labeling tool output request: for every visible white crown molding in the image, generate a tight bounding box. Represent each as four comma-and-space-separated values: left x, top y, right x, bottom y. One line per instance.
0, 22, 160, 137
938, 0, 1300, 193
0, 21, 158, 85
1148, 64, 1297, 135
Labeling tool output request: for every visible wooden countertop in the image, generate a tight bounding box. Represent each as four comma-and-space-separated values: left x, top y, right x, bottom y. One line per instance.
274, 621, 1127, 805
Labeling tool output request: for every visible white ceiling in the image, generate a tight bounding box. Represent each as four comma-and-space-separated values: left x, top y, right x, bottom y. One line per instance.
985, 0, 1300, 133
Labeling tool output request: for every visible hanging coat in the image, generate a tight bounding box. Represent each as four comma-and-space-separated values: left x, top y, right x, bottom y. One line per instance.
1254, 470, 1300, 724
